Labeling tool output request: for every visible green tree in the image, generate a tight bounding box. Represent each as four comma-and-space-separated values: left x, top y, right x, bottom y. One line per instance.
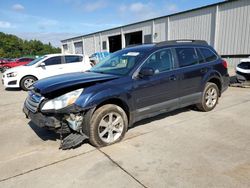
0, 32, 61, 58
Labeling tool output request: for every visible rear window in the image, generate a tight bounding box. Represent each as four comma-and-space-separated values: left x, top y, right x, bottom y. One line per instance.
176, 48, 199, 67
238, 61, 250, 69
199, 48, 217, 62
65, 55, 82, 63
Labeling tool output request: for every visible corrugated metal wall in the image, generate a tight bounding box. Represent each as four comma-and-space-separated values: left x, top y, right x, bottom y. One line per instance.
154, 18, 167, 42
84, 36, 95, 56
169, 6, 215, 45
216, 0, 250, 55
62, 0, 250, 62
123, 21, 152, 43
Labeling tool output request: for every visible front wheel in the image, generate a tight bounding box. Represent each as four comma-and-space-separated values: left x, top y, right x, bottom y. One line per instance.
88, 104, 128, 147
20, 76, 37, 91
196, 82, 219, 112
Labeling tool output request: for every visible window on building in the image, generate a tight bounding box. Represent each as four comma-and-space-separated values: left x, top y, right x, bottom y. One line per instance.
63, 44, 68, 50
144, 35, 152, 44
102, 41, 107, 50
176, 48, 199, 67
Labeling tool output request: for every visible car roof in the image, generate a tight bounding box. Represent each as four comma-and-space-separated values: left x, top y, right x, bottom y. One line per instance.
125, 40, 210, 52
44, 53, 83, 57
240, 58, 250, 62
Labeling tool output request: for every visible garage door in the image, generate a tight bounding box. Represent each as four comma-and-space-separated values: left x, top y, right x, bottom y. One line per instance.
74, 42, 83, 54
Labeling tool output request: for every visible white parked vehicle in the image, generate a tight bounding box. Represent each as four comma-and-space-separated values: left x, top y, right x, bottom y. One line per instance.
236, 58, 250, 82
2, 54, 92, 91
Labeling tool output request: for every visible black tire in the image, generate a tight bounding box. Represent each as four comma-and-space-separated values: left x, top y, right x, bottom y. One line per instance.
88, 104, 128, 147
196, 82, 219, 112
20, 76, 37, 91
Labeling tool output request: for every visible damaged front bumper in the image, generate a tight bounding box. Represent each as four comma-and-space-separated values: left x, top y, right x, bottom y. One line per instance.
23, 105, 61, 129
23, 104, 93, 149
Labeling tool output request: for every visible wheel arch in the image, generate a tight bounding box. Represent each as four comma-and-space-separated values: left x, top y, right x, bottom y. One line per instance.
95, 98, 130, 124
207, 77, 222, 96
19, 75, 38, 87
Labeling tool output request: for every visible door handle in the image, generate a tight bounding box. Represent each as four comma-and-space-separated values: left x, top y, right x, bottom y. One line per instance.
201, 68, 208, 73
169, 75, 177, 81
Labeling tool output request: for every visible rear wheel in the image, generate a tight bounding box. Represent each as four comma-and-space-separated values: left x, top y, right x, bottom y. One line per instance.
88, 104, 128, 147
20, 76, 37, 91
196, 82, 219, 112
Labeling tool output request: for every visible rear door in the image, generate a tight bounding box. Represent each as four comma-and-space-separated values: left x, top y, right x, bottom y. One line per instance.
132, 48, 179, 118
175, 47, 208, 105
62, 55, 85, 73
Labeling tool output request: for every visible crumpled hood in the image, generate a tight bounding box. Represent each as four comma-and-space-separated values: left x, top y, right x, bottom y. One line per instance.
33, 71, 120, 97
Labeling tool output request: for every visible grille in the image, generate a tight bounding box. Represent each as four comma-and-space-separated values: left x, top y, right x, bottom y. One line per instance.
25, 91, 43, 113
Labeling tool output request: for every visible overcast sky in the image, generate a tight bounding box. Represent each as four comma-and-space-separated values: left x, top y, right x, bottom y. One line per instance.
0, 0, 223, 47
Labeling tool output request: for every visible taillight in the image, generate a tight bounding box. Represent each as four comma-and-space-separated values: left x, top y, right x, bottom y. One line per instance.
222, 60, 228, 69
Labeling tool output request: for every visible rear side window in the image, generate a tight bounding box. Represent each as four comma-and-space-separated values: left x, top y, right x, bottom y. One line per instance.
44, 56, 62, 66
65, 55, 82, 63
176, 48, 198, 67
199, 48, 217, 62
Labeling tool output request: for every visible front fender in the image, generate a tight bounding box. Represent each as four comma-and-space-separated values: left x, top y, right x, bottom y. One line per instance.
75, 86, 132, 110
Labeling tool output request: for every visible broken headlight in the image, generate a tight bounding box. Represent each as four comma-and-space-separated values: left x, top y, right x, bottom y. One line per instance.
41, 88, 83, 111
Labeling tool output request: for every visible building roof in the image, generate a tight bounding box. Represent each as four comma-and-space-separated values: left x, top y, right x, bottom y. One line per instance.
61, 0, 236, 42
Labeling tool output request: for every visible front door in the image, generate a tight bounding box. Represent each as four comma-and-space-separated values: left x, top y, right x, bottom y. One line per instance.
38, 56, 64, 79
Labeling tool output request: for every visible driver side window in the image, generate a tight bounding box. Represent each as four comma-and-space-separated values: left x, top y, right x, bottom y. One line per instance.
44, 56, 62, 66
142, 49, 173, 74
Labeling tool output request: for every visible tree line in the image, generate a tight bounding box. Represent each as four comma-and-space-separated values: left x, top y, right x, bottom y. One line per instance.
0, 32, 61, 58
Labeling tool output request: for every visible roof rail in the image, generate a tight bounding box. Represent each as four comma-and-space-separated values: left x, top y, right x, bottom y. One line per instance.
125, 44, 142, 48
156, 40, 208, 46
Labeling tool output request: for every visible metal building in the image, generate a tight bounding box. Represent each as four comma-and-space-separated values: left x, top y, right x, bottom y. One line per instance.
61, 0, 250, 67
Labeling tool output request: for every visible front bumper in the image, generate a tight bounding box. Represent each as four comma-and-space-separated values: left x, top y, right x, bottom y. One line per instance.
23, 104, 61, 129
2, 74, 19, 88
236, 71, 250, 82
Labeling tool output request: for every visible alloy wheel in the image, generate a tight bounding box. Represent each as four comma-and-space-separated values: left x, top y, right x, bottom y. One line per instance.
98, 112, 124, 143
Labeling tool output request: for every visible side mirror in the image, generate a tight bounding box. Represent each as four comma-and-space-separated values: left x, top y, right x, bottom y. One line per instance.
138, 67, 154, 77
39, 62, 46, 67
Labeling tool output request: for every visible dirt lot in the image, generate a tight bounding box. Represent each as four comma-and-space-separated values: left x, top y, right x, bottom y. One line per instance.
0, 74, 250, 188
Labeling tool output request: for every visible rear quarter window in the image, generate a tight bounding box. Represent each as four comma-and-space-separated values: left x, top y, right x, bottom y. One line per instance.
65, 55, 83, 63
199, 48, 218, 62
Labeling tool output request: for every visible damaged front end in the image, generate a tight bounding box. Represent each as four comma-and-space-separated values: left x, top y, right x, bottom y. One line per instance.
23, 89, 93, 150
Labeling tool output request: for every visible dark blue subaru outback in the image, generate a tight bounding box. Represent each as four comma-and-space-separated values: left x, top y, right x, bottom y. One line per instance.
23, 40, 229, 149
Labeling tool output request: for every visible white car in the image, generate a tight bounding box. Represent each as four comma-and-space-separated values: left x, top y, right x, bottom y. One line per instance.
236, 58, 250, 82
2, 54, 92, 90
